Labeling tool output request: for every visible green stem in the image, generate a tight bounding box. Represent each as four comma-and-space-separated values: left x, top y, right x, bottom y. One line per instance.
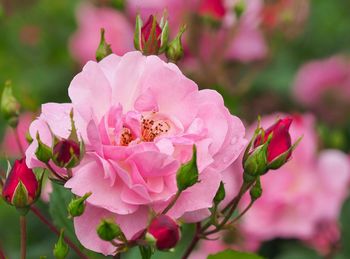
161, 191, 181, 214
228, 200, 254, 225
30, 206, 88, 259
20, 216, 26, 259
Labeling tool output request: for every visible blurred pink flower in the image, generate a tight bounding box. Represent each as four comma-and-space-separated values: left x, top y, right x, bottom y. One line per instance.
26, 51, 246, 255
239, 113, 350, 253
1, 112, 33, 158
293, 56, 350, 106
224, 0, 268, 62
69, 4, 134, 65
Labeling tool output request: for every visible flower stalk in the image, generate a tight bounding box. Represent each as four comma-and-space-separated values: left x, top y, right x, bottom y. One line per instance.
20, 215, 26, 259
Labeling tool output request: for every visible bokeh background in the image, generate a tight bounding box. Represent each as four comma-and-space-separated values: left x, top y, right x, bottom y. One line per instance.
0, 0, 350, 258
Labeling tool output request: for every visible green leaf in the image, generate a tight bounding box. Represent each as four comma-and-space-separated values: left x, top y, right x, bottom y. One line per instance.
49, 183, 78, 244
208, 249, 264, 259
176, 145, 199, 191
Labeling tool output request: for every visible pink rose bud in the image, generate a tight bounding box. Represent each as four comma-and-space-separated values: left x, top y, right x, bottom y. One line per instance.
254, 117, 293, 163
2, 158, 39, 208
199, 0, 226, 21
52, 139, 81, 168
134, 14, 169, 55
148, 215, 180, 250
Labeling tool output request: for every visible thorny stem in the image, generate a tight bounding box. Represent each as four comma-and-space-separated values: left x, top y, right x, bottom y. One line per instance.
181, 223, 201, 259
20, 216, 26, 259
30, 206, 88, 259
161, 191, 181, 214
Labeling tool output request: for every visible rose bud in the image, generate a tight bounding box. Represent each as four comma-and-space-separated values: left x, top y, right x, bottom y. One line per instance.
148, 215, 180, 251
243, 117, 301, 180
1, 81, 20, 128
67, 192, 91, 218
97, 218, 125, 242
52, 139, 81, 169
199, 0, 226, 23
2, 158, 39, 209
165, 25, 186, 64
96, 28, 112, 62
134, 14, 169, 55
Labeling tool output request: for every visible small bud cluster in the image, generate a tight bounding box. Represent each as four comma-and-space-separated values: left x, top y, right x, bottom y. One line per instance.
134, 14, 186, 63
35, 110, 84, 182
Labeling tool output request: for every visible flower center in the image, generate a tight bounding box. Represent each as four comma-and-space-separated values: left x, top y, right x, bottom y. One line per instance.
119, 127, 135, 146
141, 116, 170, 142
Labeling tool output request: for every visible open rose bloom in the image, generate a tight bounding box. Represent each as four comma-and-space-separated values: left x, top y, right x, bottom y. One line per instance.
25, 51, 246, 255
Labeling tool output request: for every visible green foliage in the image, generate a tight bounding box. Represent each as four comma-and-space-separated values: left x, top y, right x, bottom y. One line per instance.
208, 249, 264, 259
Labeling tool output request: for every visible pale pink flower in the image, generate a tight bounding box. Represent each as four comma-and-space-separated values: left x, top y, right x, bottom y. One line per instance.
1, 112, 33, 158
69, 4, 134, 65
26, 52, 246, 255
293, 56, 350, 106
239, 113, 350, 253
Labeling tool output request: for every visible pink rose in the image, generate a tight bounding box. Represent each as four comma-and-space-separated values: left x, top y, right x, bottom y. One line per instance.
293, 56, 350, 106
1, 112, 33, 158
69, 4, 134, 65
26, 51, 246, 255
239, 113, 350, 252
224, 0, 268, 62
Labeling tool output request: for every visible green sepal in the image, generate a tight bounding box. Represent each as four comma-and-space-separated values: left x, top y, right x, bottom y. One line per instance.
12, 181, 29, 208
176, 145, 199, 191
159, 20, 169, 53
53, 229, 69, 259
213, 181, 226, 206
35, 132, 53, 163
134, 14, 143, 51
96, 28, 113, 62
139, 244, 154, 259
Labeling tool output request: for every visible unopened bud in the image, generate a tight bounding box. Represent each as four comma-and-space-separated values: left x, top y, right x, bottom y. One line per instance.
52, 139, 81, 168
165, 26, 186, 63
176, 145, 198, 191
68, 192, 91, 218
53, 229, 69, 259
148, 215, 180, 250
2, 158, 39, 211
96, 28, 113, 62
234, 1, 246, 18
1, 81, 20, 128
134, 14, 169, 55
97, 218, 124, 241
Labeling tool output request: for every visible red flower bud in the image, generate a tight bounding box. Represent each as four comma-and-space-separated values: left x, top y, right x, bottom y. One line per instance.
148, 215, 180, 250
254, 117, 293, 163
199, 0, 226, 21
53, 139, 81, 168
141, 15, 162, 50
2, 158, 39, 207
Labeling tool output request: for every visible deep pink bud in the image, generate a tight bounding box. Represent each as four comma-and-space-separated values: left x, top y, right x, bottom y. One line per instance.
141, 15, 162, 50
254, 117, 293, 163
53, 139, 80, 168
148, 215, 180, 250
199, 0, 226, 21
2, 158, 38, 205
